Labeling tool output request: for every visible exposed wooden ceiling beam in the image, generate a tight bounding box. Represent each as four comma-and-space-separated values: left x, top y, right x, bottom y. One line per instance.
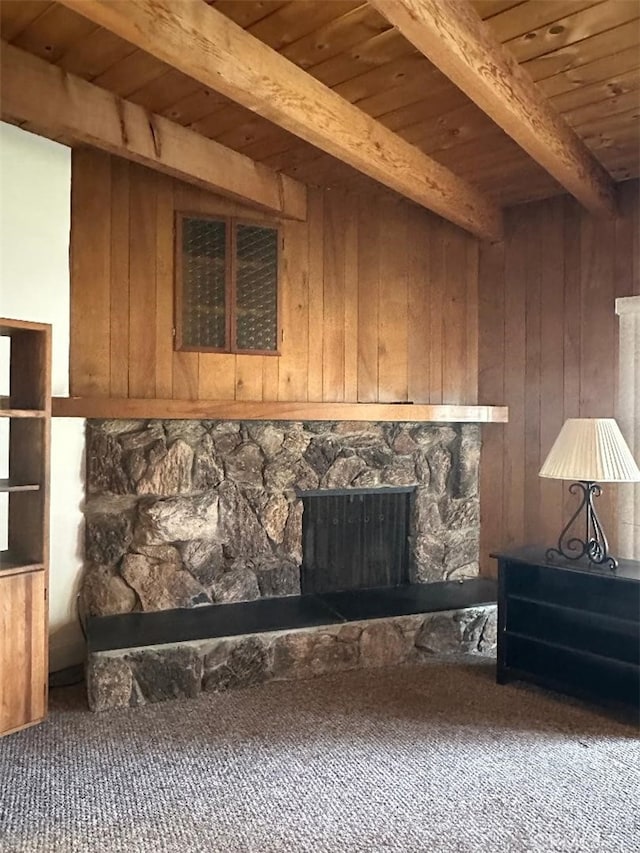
0, 41, 307, 221
369, 0, 617, 218
56, 0, 503, 241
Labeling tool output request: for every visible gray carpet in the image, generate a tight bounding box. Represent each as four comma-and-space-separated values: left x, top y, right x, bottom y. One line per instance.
0, 658, 638, 853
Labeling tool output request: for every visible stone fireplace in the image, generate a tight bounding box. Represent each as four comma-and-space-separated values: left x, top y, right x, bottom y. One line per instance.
82, 419, 481, 619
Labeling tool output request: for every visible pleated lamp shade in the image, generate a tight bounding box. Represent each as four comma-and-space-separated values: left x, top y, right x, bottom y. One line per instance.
539, 418, 640, 483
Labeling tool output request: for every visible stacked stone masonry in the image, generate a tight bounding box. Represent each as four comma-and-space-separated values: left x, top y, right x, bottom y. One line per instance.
82, 420, 481, 617
87, 606, 497, 711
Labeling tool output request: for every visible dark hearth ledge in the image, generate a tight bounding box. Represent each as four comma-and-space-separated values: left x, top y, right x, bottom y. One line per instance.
87, 578, 497, 653
52, 397, 508, 422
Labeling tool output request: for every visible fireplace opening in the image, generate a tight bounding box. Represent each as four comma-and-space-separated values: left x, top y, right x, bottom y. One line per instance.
299, 487, 414, 594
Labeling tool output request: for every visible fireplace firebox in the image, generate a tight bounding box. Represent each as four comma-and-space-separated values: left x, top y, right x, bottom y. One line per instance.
300, 487, 413, 594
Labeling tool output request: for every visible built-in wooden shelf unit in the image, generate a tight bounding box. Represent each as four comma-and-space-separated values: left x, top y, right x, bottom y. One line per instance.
0, 318, 51, 737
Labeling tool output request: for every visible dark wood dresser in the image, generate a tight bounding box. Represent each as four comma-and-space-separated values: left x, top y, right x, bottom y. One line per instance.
492, 547, 640, 715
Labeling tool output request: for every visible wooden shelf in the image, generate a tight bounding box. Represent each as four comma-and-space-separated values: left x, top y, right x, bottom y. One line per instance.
505, 630, 638, 671
507, 592, 637, 627
0, 319, 49, 335
0, 480, 40, 493
1, 317, 51, 737
0, 550, 44, 576
52, 396, 509, 423
0, 408, 47, 418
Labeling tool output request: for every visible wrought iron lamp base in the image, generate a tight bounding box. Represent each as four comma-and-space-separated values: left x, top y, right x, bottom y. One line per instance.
545, 480, 617, 570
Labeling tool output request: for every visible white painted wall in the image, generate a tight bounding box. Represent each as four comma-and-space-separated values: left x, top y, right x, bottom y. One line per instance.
0, 122, 85, 671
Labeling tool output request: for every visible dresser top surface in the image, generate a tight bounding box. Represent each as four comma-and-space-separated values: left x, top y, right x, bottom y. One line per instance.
491, 546, 640, 582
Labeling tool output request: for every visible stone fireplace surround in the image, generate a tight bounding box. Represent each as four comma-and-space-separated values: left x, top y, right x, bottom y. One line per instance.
83, 418, 496, 710
83, 418, 482, 616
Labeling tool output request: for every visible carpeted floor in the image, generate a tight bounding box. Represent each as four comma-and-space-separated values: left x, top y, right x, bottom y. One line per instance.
0, 658, 638, 853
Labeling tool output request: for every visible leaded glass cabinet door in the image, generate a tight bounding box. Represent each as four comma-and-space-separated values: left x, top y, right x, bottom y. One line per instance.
178, 216, 228, 351
177, 214, 279, 354
235, 223, 278, 353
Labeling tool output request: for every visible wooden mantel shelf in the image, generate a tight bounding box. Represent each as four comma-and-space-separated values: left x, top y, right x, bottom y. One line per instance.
52, 397, 508, 423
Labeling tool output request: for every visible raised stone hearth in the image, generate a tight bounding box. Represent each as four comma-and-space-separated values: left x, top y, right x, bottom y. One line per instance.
82, 419, 481, 617
87, 605, 497, 710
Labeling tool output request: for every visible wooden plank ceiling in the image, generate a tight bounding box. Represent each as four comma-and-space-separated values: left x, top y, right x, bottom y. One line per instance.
2, 0, 639, 209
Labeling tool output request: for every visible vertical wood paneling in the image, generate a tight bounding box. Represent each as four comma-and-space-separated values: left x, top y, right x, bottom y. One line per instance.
538, 198, 565, 550
307, 188, 324, 403
614, 182, 639, 300
502, 208, 528, 551
407, 209, 430, 404
479, 181, 640, 575
523, 204, 542, 543
343, 194, 359, 403
69, 148, 111, 396
128, 164, 157, 398
561, 197, 583, 530
70, 154, 483, 410
278, 216, 309, 401
172, 182, 201, 401
579, 210, 616, 417
322, 190, 346, 402
465, 238, 479, 405
378, 198, 408, 403
196, 353, 230, 400
109, 157, 130, 398
235, 354, 264, 401
428, 219, 445, 404
579, 207, 618, 535
356, 195, 380, 403
154, 174, 174, 398
262, 352, 279, 401
563, 197, 582, 423
442, 225, 468, 405
478, 236, 505, 577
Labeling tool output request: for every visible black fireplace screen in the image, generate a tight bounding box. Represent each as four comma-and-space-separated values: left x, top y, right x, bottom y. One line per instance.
300, 487, 413, 594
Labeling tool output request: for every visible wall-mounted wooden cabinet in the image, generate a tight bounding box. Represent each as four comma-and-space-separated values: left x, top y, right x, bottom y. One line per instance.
0, 318, 51, 737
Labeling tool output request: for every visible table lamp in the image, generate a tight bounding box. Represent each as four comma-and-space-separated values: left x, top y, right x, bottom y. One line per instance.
539, 418, 640, 570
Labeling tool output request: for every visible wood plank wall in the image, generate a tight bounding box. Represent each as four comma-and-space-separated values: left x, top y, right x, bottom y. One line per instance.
69, 149, 479, 406
479, 181, 640, 575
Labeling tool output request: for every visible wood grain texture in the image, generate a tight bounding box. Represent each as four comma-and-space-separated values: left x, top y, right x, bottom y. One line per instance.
0, 41, 307, 221
407, 207, 431, 405
57, 0, 502, 239
306, 188, 325, 403
128, 164, 158, 398
278, 215, 309, 402
0, 319, 50, 737
0, 571, 47, 737
109, 157, 131, 398
154, 174, 175, 399
357, 195, 380, 403
378, 198, 408, 403
370, 0, 617, 217
52, 397, 508, 423
69, 148, 111, 397
322, 190, 346, 402
69, 153, 486, 411
3, 1, 638, 208
478, 180, 640, 575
